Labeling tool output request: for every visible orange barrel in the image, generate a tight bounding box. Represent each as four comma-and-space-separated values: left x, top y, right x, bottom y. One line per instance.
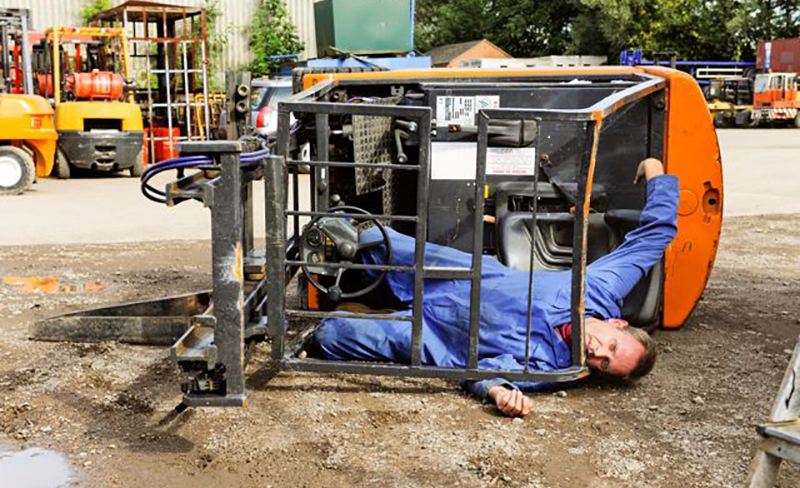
37, 73, 54, 97
153, 127, 180, 162
68, 72, 124, 100
142, 128, 149, 166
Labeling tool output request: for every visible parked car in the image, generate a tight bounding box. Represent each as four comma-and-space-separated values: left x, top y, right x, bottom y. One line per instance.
250, 78, 293, 136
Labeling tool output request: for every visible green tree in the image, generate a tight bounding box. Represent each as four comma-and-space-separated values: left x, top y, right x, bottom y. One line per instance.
415, 0, 797, 62
79, 0, 110, 25
247, 0, 304, 76
572, 0, 749, 60
415, 0, 578, 57
727, 0, 800, 57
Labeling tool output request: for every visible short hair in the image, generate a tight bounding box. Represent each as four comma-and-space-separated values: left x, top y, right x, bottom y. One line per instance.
624, 326, 658, 380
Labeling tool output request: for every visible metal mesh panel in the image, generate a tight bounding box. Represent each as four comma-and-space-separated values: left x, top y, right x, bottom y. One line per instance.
352, 97, 401, 200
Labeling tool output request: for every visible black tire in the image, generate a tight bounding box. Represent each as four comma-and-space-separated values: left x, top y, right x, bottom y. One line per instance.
129, 150, 144, 177
0, 146, 36, 196
54, 148, 71, 179
713, 112, 727, 128
737, 110, 759, 128
794, 113, 800, 129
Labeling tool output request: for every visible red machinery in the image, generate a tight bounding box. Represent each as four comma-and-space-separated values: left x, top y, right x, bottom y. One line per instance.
748, 39, 800, 127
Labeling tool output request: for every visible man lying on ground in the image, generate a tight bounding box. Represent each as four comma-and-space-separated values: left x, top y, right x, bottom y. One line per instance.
309, 158, 677, 417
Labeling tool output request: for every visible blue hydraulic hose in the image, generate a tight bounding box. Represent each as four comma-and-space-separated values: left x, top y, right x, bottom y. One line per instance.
140, 148, 271, 204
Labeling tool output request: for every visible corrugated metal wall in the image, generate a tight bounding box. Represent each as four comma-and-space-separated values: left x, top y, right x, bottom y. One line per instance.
0, 0, 318, 69
0, 0, 83, 29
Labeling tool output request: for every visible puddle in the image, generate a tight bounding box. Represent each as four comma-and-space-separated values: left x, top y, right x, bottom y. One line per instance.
0, 446, 72, 488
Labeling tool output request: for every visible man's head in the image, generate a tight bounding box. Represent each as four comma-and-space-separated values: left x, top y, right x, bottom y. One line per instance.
584, 318, 657, 380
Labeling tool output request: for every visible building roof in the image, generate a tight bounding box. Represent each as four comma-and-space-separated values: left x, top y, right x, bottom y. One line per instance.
425, 39, 510, 66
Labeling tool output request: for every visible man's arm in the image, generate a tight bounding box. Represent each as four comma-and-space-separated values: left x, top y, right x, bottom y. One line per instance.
463, 355, 547, 417
586, 159, 679, 303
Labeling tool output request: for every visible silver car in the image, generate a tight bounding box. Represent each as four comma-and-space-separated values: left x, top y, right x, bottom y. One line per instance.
250, 78, 294, 136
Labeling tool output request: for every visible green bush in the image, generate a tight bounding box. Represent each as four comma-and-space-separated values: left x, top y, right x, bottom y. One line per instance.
247, 0, 304, 76
79, 0, 110, 25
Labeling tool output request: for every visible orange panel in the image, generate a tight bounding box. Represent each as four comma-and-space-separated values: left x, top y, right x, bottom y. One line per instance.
643, 67, 723, 328
27, 139, 57, 177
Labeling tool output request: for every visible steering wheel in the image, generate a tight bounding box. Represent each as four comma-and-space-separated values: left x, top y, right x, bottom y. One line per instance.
300, 206, 392, 302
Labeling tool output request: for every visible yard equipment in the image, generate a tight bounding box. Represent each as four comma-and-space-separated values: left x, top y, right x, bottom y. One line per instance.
705, 77, 753, 128
739, 72, 800, 128
735, 39, 800, 128
744, 335, 800, 486
36, 66, 723, 409
0, 8, 57, 196
33, 26, 143, 178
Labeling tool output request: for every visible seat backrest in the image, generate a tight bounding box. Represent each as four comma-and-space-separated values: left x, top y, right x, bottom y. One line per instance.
497, 209, 663, 328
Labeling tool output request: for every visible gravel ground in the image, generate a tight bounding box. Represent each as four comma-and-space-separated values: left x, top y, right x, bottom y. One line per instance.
0, 214, 799, 488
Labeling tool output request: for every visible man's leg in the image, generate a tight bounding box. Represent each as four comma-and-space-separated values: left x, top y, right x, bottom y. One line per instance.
312, 311, 413, 363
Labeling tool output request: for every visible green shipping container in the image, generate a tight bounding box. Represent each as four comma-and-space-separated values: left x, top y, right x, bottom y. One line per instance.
314, 0, 412, 57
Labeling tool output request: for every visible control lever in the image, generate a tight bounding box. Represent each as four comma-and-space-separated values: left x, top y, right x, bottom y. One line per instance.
394, 129, 409, 163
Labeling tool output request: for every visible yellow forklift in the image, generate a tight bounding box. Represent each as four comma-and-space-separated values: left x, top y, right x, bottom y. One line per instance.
0, 8, 57, 196
34, 26, 143, 178
705, 76, 753, 128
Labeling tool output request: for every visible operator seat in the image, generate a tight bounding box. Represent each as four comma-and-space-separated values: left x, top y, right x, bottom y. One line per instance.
497, 209, 663, 328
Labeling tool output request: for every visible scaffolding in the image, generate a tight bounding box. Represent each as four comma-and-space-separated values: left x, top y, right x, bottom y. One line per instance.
0, 8, 34, 96
90, 0, 212, 164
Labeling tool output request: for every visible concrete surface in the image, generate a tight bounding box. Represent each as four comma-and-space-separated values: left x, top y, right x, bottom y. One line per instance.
716, 128, 800, 216
0, 172, 309, 246
1, 128, 798, 245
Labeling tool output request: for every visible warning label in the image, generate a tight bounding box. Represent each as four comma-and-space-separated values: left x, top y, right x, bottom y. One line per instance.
486, 147, 537, 176
436, 95, 500, 127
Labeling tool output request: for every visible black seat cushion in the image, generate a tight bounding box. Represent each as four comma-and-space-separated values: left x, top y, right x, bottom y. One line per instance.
604, 209, 663, 328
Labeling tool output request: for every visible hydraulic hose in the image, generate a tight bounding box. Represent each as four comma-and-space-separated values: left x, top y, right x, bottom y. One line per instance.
140, 147, 272, 204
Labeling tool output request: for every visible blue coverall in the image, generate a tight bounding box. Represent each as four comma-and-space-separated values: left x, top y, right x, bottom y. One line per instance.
315, 175, 679, 400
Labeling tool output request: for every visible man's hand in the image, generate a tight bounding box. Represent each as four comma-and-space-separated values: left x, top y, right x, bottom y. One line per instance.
488, 385, 531, 417
634, 158, 665, 184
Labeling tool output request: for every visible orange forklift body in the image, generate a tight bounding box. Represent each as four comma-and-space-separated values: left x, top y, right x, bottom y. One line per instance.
298, 66, 723, 329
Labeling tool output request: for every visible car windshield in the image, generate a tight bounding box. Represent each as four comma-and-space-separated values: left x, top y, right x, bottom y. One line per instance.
250, 87, 267, 110
268, 86, 293, 108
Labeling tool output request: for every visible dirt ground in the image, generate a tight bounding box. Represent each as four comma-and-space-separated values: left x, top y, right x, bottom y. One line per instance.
0, 214, 799, 488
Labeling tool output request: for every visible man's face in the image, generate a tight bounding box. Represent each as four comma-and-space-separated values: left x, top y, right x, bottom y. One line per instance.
584, 319, 644, 377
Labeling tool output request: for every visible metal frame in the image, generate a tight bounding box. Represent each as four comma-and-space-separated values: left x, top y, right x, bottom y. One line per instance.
152, 72, 666, 406
90, 3, 211, 163
40, 27, 134, 105
0, 8, 33, 95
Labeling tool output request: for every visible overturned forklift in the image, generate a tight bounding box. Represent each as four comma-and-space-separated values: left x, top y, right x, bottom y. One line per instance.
36, 66, 723, 408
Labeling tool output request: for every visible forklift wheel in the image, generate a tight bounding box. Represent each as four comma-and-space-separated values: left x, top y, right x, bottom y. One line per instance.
130, 151, 144, 177
794, 113, 800, 129
55, 149, 71, 180
736, 110, 759, 129
0, 146, 36, 196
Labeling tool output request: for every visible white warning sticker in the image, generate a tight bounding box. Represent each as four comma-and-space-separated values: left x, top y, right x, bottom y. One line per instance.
475, 95, 501, 113
486, 147, 537, 176
436, 95, 500, 127
431, 142, 477, 180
